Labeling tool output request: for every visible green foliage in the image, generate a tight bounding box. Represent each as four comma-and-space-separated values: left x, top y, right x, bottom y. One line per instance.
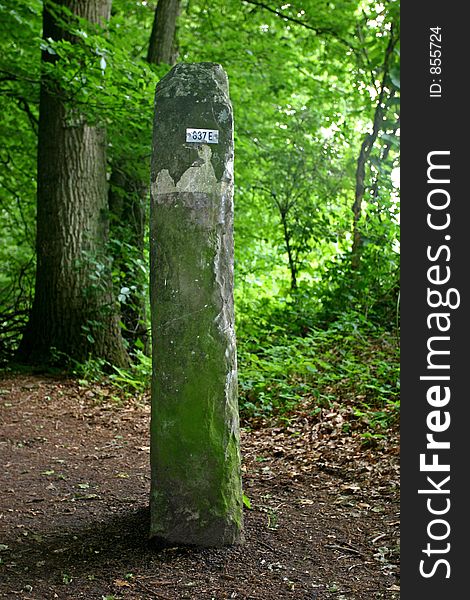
237, 300, 399, 431
0, 0, 400, 435
242, 493, 252, 509
0, 1, 41, 363
109, 350, 151, 396
71, 355, 109, 384
318, 245, 400, 328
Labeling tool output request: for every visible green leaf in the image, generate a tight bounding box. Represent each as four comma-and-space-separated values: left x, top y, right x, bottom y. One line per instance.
389, 66, 400, 89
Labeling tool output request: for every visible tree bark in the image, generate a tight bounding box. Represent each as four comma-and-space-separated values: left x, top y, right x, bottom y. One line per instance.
17, 0, 129, 367
351, 134, 371, 269
351, 24, 397, 270
147, 0, 181, 65
108, 163, 149, 349
280, 210, 297, 291
108, 0, 181, 353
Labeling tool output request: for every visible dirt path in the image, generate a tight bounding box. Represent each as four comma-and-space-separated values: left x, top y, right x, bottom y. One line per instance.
0, 375, 399, 599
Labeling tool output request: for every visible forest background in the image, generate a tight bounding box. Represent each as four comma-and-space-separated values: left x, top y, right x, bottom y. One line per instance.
0, 0, 400, 436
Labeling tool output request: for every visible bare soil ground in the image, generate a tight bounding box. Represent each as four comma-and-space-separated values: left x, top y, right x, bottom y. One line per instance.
0, 374, 399, 599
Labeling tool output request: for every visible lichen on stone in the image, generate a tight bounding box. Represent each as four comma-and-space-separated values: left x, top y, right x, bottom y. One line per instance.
150, 63, 243, 547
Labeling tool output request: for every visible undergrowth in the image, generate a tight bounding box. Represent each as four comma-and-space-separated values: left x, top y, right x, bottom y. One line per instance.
79, 307, 399, 438
236, 308, 399, 434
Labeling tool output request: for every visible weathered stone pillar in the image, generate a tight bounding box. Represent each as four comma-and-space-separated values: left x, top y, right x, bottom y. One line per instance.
149, 63, 243, 546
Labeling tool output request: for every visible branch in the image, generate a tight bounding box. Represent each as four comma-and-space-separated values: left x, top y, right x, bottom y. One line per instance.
242, 0, 351, 47
355, 15, 378, 93
356, 22, 398, 182
351, 23, 398, 267
370, 116, 400, 203
0, 68, 40, 85
17, 97, 39, 133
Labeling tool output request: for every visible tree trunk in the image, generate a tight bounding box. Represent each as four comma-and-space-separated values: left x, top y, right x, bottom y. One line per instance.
17, 0, 129, 367
351, 25, 397, 270
351, 135, 371, 270
147, 0, 181, 65
109, 163, 149, 349
108, 0, 181, 354
280, 210, 297, 291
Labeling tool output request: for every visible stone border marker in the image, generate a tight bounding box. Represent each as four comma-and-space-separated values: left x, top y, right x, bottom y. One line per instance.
149, 63, 244, 546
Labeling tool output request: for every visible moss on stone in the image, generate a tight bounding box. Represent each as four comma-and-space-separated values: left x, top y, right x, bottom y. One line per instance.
149, 64, 242, 547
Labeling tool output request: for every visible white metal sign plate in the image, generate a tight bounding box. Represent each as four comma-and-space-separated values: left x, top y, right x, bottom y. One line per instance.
186, 128, 219, 144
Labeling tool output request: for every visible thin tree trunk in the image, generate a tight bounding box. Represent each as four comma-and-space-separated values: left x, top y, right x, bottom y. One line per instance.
109, 0, 181, 353
147, 0, 181, 65
351, 25, 397, 269
280, 211, 297, 291
370, 118, 400, 204
351, 135, 371, 269
108, 164, 148, 347
17, 0, 129, 367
